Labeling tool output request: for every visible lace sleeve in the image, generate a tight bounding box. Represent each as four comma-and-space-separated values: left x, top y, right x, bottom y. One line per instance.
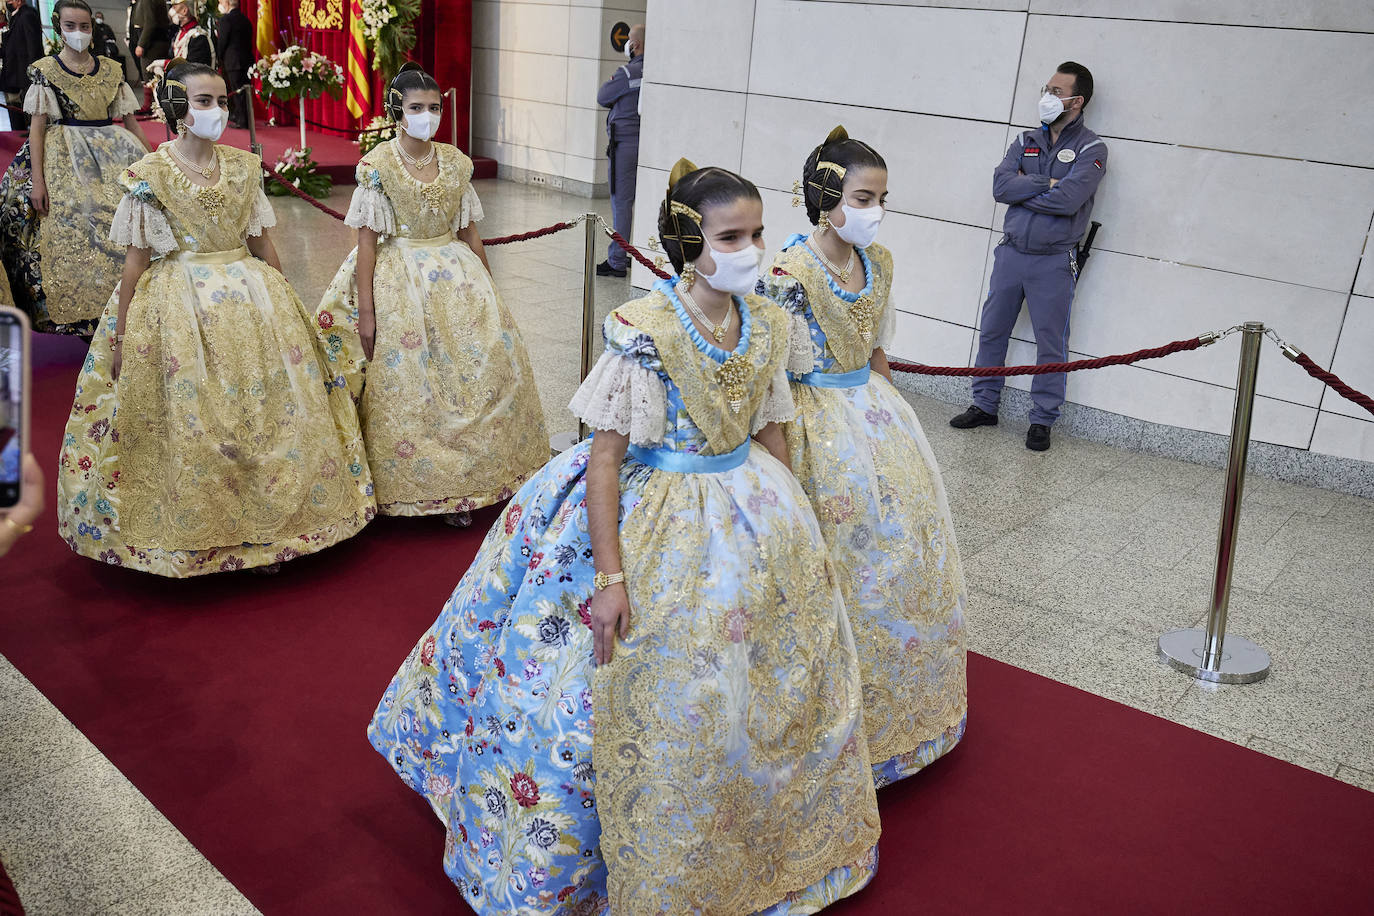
759, 271, 818, 374
109, 190, 177, 254
109, 82, 141, 119
568, 351, 668, 446
23, 82, 61, 119
245, 188, 278, 237
345, 186, 397, 236
876, 294, 898, 351
453, 184, 485, 232
751, 365, 797, 433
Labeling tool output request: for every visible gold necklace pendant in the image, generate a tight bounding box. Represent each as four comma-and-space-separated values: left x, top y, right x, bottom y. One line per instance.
716, 352, 755, 414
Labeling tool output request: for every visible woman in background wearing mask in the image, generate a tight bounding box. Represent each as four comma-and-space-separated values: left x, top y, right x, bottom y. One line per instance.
316, 63, 547, 527
0, 0, 152, 336
55, 60, 375, 576
367, 160, 880, 914
761, 126, 968, 787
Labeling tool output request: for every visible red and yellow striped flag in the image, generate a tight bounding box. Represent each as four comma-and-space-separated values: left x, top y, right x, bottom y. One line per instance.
345, 0, 371, 119
255, 0, 275, 58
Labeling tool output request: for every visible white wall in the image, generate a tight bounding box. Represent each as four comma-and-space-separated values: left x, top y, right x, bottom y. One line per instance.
473, 0, 647, 195
630, 0, 1374, 462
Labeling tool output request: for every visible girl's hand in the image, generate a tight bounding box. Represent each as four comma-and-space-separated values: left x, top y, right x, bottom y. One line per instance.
591, 583, 630, 665
29, 180, 48, 216
358, 311, 376, 361
111, 339, 123, 380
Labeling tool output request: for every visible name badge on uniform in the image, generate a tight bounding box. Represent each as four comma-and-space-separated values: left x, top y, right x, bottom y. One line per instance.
1057, 148, 1076, 163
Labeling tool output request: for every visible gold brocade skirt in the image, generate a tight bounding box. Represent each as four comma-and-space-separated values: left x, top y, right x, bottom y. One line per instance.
593, 446, 881, 914
315, 233, 548, 516
785, 374, 968, 784
0, 123, 146, 333
56, 247, 376, 576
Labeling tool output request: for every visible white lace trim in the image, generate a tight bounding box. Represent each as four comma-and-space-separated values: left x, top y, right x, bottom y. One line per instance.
345, 186, 396, 236
246, 188, 278, 237
23, 84, 61, 118
109, 195, 177, 254
568, 351, 667, 446
109, 82, 140, 119
787, 311, 816, 374
752, 365, 798, 433
453, 184, 485, 232
876, 297, 897, 351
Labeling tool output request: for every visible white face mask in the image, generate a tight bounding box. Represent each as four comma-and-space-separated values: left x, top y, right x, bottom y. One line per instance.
62, 29, 92, 52
833, 204, 884, 249
402, 111, 438, 141
625, 42, 636, 59
697, 242, 762, 297
185, 105, 227, 142
1037, 92, 1078, 124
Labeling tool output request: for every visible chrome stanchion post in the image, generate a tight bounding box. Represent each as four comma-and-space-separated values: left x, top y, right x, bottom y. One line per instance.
549, 214, 600, 454
444, 87, 458, 149
1159, 321, 1272, 684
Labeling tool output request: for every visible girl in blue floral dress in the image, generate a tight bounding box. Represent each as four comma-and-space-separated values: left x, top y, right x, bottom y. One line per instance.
761, 127, 967, 786
368, 160, 880, 915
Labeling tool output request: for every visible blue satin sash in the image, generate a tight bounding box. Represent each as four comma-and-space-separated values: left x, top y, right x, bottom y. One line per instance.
628, 440, 751, 473
790, 366, 872, 389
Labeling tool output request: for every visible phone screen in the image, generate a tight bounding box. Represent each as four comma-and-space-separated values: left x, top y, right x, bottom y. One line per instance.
1, 309, 24, 508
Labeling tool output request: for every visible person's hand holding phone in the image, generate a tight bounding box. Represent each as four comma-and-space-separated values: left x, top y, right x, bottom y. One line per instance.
0, 453, 44, 558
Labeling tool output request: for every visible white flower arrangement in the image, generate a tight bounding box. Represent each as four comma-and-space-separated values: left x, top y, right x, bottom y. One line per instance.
249, 45, 345, 102
358, 0, 399, 45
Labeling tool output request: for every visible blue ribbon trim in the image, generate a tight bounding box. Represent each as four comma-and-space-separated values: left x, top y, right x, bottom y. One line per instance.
628, 440, 751, 473
790, 366, 871, 389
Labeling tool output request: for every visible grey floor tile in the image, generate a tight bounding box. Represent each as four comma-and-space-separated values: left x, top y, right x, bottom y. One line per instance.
104, 854, 259, 915
1334, 765, 1374, 793
962, 589, 1042, 655
0, 753, 220, 915
994, 612, 1195, 716
1245, 735, 1339, 776
0, 661, 102, 794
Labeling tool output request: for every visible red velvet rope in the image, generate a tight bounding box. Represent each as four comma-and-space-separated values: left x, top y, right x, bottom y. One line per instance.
259, 166, 576, 246
887, 337, 1206, 378
604, 225, 672, 279
1293, 352, 1374, 417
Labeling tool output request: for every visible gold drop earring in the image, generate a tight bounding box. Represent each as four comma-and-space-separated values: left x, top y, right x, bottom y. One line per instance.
817, 211, 831, 234
681, 261, 696, 287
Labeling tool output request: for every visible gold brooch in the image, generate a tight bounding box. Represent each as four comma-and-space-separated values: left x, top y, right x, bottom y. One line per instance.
716, 352, 755, 414
420, 181, 446, 211
196, 185, 227, 221
851, 294, 876, 342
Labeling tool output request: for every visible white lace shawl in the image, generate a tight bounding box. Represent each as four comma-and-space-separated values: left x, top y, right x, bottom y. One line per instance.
22, 83, 61, 119
452, 185, 484, 232
752, 365, 797, 432
109, 83, 140, 119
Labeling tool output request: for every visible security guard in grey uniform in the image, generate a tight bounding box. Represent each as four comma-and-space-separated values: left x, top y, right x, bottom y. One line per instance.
952, 61, 1108, 451
596, 24, 644, 277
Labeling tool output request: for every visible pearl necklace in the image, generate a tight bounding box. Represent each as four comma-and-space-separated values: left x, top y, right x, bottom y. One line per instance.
170, 141, 217, 180
678, 282, 733, 344
396, 138, 435, 170
809, 235, 854, 283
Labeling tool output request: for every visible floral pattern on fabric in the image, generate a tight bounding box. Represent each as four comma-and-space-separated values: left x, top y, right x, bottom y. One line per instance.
316, 142, 548, 516
762, 239, 969, 785
0, 55, 146, 335
368, 291, 879, 914
55, 145, 376, 577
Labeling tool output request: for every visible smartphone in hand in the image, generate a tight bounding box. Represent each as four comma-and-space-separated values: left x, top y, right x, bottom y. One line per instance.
0, 305, 30, 510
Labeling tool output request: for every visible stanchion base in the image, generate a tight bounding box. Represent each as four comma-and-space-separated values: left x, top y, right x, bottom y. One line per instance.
1157, 628, 1271, 684
549, 431, 582, 456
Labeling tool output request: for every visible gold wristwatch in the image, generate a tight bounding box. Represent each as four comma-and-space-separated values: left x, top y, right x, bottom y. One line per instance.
593, 570, 624, 591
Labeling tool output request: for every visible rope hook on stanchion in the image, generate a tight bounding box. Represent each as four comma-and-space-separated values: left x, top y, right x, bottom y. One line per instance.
1158, 321, 1272, 684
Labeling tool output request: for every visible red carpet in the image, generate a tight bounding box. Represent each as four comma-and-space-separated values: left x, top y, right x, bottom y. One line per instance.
3, 340, 1373, 914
